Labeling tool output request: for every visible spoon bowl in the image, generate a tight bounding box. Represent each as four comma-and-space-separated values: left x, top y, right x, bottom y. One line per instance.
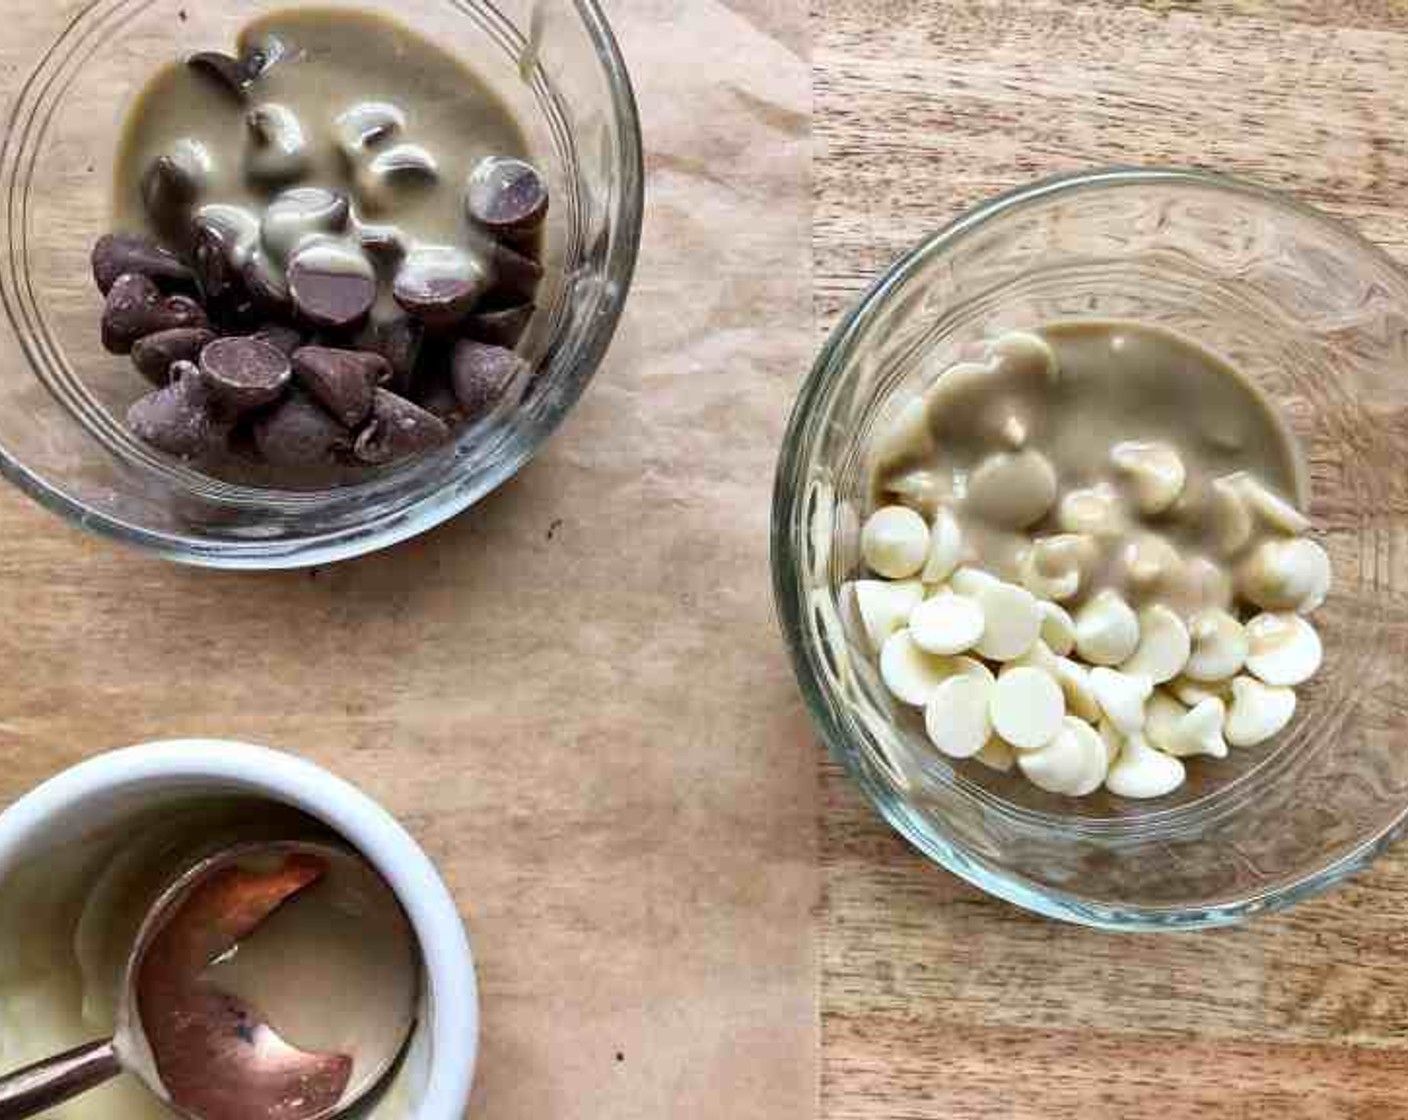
0, 840, 419, 1120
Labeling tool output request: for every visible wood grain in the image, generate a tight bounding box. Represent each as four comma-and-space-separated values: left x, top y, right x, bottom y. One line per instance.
815, 2, 1408, 1118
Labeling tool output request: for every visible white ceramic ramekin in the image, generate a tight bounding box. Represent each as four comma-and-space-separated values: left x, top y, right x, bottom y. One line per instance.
0, 739, 478, 1119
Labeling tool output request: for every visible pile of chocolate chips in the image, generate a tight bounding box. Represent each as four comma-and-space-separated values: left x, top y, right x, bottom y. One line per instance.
93, 46, 548, 481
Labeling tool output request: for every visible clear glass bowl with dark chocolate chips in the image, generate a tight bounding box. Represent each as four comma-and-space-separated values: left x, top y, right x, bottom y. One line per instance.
0, 1, 641, 567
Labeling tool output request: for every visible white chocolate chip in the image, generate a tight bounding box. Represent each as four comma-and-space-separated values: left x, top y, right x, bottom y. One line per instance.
1089, 667, 1153, 737
1097, 718, 1124, 765
1244, 612, 1322, 687
1169, 675, 1231, 708
853, 579, 924, 653
1118, 533, 1181, 595
1057, 482, 1126, 539
1233, 473, 1311, 536
861, 506, 931, 579
1238, 537, 1332, 614
1122, 604, 1191, 683
972, 580, 1042, 661
920, 506, 964, 584
879, 629, 955, 707
1145, 692, 1228, 759
1019, 534, 1095, 603
1177, 701, 1233, 760
1225, 675, 1297, 747
1105, 734, 1187, 799
1169, 554, 1235, 614
1019, 716, 1108, 796
910, 591, 986, 656
1039, 602, 1076, 656
1012, 642, 1100, 722
1019, 551, 1075, 603
991, 666, 1066, 750
1010, 637, 1062, 675
1074, 589, 1141, 666
950, 655, 996, 686
951, 566, 1001, 598
988, 330, 1059, 381
872, 396, 934, 471
996, 410, 1029, 450
1184, 609, 1249, 682
1053, 657, 1102, 722
925, 673, 994, 759
1111, 440, 1186, 515
975, 736, 1017, 773
1209, 476, 1255, 557
884, 468, 948, 515
966, 448, 1058, 530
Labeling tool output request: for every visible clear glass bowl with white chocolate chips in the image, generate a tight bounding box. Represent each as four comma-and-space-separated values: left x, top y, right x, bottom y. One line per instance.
776, 168, 1408, 929
0, 0, 641, 567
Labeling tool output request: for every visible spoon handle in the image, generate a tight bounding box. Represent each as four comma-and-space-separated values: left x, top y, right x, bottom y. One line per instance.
0, 1039, 121, 1119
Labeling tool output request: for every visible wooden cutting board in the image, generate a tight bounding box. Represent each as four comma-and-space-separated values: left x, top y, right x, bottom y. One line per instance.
815, 3, 1408, 1118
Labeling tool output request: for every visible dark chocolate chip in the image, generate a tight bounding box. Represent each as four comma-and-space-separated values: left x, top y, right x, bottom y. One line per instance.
451, 340, 530, 423
465, 156, 549, 234
357, 221, 410, 265
245, 103, 310, 185
193, 255, 259, 334
214, 299, 263, 336
189, 210, 260, 335
91, 234, 195, 296
127, 360, 229, 460
199, 335, 292, 415
243, 253, 292, 317
415, 380, 463, 427
252, 323, 303, 357
392, 246, 488, 328
353, 389, 450, 465
357, 314, 423, 395
187, 51, 254, 101
240, 34, 288, 82
465, 303, 534, 350
102, 274, 209, 355
291, 346, 388, 428
358, 145, 440, 214
253, 390, 352, 469
486, 241, 544, 307
190, 209, 256, 306
131, 327, 217, 386
335, 102, 406, 161
262, 189, 351, 265
141, 156, 203, 234
288, 244, 377, 330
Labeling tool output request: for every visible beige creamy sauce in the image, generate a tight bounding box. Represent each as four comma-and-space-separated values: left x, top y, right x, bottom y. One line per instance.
202, 849, 418, 1097
112, 7, 534, 315
0, 802, 416, 1120
872, 320, 1304, 618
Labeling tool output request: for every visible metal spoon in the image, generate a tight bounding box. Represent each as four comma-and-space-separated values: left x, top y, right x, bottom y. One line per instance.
0, 841, 419, 1120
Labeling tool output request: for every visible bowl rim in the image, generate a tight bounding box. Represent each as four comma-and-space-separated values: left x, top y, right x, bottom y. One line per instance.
0, 0, 644, 570
772, 164, 1408, 931
0, 739, 478, 1119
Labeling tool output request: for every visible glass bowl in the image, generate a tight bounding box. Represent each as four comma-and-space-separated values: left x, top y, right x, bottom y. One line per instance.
774, 167, 1408, 930
0, 0, 641, 568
